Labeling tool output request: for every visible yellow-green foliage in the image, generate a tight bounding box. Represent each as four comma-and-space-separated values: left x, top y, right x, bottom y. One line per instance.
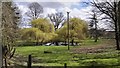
55, 26, 68, 42
21, 28, 41, 41
31, 18, 54, 33
21, 18, 56, 43
20, 18, 88, 43
56, 18, 88, 41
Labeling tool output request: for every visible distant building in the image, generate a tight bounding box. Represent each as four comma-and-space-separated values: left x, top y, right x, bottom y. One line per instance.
103, 30, 115, 39
88, 29, 115, 39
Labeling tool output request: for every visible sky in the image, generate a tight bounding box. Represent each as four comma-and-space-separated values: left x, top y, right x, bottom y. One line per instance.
14, 0, 112, 29
15, 1, 92, 19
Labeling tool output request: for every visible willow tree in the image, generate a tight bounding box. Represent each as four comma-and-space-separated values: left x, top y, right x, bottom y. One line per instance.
21, 18, 55, 45
31, 18, 54, 33
21, 28, 45, 45
56, 18, 88, 45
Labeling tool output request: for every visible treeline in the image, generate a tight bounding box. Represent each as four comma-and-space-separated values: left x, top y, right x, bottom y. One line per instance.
19, 18, 88, 46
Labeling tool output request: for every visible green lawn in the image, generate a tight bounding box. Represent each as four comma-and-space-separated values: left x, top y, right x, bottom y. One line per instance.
14, 39, 120, 67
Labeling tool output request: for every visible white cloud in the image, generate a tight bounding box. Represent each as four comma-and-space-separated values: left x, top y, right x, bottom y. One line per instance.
16, 2, 93, 21
93, 0, 119, 2
16, 1, 112, 29
18, 5, 29, 15
67, 5, 93, 20
15, 2, 29, 16
13, 0, 84, 2
42, 8, 57, 17
44, 8, 57, 14
59, 2, 80, 8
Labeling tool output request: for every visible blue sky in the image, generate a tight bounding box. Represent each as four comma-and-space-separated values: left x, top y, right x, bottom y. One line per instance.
71, 2, 90, 9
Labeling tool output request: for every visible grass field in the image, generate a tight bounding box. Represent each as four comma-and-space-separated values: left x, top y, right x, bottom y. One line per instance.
13, 39, 120, 67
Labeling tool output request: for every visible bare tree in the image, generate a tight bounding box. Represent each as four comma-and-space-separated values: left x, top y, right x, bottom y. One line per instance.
25, 2, 43, 21
48, 12, 64, 31
2, 2, 21, 67
91, 0, 120, 50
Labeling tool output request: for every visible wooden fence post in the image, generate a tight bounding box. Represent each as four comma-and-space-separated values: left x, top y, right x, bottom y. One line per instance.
64, 63, 67, 68
27, 55, 32, 68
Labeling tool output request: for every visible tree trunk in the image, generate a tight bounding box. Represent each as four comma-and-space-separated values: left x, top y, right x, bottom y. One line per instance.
36, 39, 39, 46
94, 20, 98, 42
65, 40, 67, 46
114, 2, 120, 50
115, 32, 119, 50
118, 1, 120, 41
71, 39, 74, 46
4, 58, 7, 68
40, 39, 44, 45
55, 42, 59, 46
94, 34, 98, 42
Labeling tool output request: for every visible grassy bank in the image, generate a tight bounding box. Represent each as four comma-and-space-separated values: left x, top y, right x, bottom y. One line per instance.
14, 39, 120, 67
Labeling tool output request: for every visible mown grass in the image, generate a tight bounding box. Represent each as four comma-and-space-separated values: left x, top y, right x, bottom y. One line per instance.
15, 39, 120, 67
81, 38, 103, 46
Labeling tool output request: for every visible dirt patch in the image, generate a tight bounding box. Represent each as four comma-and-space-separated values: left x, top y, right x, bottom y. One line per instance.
71, 39, 116, 53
